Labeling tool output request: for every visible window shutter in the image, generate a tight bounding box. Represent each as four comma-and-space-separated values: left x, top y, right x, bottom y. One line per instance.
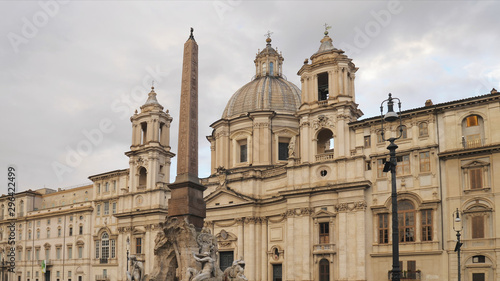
472, 216, 484, 238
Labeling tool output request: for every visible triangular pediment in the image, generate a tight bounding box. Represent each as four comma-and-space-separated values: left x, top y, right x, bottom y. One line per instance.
205, 188, 256, 208
462, 160, 489, 168
313, 209, 335, 218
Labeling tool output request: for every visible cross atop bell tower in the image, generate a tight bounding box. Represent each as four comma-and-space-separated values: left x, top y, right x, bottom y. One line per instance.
167, 28, 206, 229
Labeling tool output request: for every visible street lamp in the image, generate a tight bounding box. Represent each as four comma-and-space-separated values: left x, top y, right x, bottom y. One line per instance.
380, 93, 403, 281
126, 236, 130, 272
453, 208, 463, 281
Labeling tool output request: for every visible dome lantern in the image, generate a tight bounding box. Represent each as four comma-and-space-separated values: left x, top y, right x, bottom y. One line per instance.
254, 32, 283, 78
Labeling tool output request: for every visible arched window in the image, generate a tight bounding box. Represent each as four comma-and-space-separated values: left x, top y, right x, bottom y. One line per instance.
462, 115, 484, 148
138, 167, 147, 188
141, 122, 148, 144
317, 72, 329, 101
319, 259, 329, 281
101, 232, 109, 260
270, 62, 274, 76
398, 200, 415, 242
96, 231, 115, 262
317, 129, 334, 154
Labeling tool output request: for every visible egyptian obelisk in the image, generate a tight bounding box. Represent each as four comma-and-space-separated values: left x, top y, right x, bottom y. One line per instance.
168, 28, 206, 229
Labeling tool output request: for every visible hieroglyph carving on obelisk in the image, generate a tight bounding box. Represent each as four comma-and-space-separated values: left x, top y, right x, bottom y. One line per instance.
176, 27, 199, 183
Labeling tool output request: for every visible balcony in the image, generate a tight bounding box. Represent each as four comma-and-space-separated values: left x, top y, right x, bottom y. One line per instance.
95, 275, 109, 281
313, 243, 336, 254
315, 152, 334, 162
462, 136, 483, 149
388, 270, 421, 280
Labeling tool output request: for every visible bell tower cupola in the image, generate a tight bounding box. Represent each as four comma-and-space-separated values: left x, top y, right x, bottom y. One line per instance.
125, 86, 175, 192
254, 32, 284, 78
298, 28, 359, 107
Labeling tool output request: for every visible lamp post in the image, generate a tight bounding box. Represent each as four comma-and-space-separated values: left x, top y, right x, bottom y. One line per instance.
126, 236, 130, 272
453, 208, 463, 281
380, 93, 403, 281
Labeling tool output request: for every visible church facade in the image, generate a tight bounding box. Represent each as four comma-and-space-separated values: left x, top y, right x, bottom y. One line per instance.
0, 30, 499, 281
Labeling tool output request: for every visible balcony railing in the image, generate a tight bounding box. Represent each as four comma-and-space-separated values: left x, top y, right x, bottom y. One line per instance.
388, 271, 421, 280
95, 275, 109, 281
462, 136, 483, 149
313, 243, 336, 253
315, 152, 334, 162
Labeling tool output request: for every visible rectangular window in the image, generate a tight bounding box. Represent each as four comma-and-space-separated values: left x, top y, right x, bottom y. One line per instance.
467, 115, 479, 127
472, 273, 485, 281
319, 222, 329, 244
365, 161, 371, 171
47, 229, 50, 238
219, 251, 234, 272
97, 205, 101, 216
69, 227, 73, 236
419, 122, 428, 137
27, 250, 31, 261
47, 219, 50, 225
56, 248, 61, 259
377, 131, 384, 143
364, 135, 371, 148
97, 184, 101, 193
407, 261, 417, 278
136, 238, 142, 254
378, 214, 389, 244
112, 202, 116, 214
68, 247, 72, 259
104, 202, 110, 215
113, 180, 117, 191
396, 155, 410, 175
105, 182, 109, 192
278, 142, 289, 161
95, 241, 100, 259
472, 216, 485, 239
377, 159, 387, 178
35, 249, 40, 261
45, 249, 50, 260
78, 246, 83, 259
419, 151, 430, 172
470, 168, 483, 189
58, 228, 61, 237
79, 226, 83, 235
111, 239, 116, 258
421, 210, 432, 241
70, 216, 73, 222
398, 211, 415, 242
240, 143, 247, 163
68, 271, 72, 277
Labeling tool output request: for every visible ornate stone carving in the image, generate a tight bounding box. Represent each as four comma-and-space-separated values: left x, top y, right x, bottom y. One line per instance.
127, 255, 146, 281
313, 115, 334, 130
216, 166, 229, 190
223, 259, 248, 281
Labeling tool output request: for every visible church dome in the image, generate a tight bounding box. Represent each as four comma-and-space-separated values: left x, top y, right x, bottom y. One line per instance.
222, 36, 301, 119
222, 76, 301, 118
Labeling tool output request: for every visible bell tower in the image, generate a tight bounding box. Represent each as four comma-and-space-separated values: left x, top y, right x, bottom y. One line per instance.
296, 28, 363, 163
125, 87, 175, 192
297, 29, 359, 106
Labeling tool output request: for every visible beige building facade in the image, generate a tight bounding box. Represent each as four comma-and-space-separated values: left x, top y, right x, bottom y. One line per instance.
0, 31, 499, 281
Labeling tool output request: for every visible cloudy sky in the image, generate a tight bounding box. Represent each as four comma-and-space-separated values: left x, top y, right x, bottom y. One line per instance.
1, 1, 499, 192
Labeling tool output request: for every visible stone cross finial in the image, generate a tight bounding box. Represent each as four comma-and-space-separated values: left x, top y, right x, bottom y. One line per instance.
264, 30, 273, 39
